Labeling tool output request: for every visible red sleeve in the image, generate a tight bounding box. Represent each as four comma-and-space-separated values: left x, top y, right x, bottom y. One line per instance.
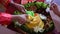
0, 13, 12, 25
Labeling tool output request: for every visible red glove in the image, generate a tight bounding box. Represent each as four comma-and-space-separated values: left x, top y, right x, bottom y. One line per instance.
0, 13, 12, 25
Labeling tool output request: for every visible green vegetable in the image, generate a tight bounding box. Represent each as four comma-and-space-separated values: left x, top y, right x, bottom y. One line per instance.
42, 3, 47, 8
26, 11, 34, 17
24, 2, 35, 9
24, 2, 49, 10
35, 2, 43, 9
14, 10, 22, 15
35, 2, 48, 9
24, 4, 29, 8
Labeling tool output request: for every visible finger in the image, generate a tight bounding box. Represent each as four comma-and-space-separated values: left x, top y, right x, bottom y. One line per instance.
17, 15, 26, 24
53, 3, 57, 7
19, 4, 26, 13
18, 18, 26, 24
20, 14, 27, 18
21, 6, 26, 13
51, 3, 57, 8
23, 14, 28, 17
50, 6, 54, 10
51, 3, 58, 10
50, 3, 55, 10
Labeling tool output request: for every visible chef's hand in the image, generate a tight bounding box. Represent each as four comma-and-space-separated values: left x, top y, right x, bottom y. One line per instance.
17, 14, 27, 24
50, 3, 60, 17
12, 14, 27, 24
10, 0, 26, 14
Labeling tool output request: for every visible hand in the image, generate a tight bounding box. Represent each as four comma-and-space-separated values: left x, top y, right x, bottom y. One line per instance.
17, 14, 27, 24
50, 3, 59, 12
50, 3, 60, 17
12, 14, 27, 24
9, 0, 26, 14
15, 4, 26, 14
